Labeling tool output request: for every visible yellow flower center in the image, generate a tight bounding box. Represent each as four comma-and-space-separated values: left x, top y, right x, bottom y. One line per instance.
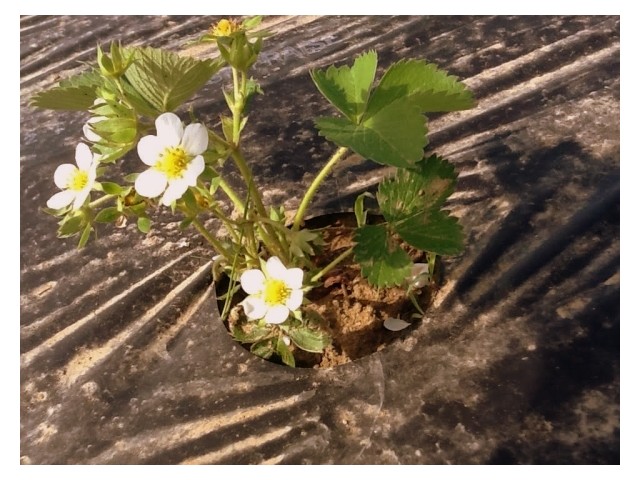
263, 279, 290, 306
155, 147, 189, 179
212, 18, 239, 37
68, 170, 89, 191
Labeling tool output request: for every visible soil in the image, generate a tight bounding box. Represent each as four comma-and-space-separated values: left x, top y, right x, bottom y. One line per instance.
222, 213, 437, 369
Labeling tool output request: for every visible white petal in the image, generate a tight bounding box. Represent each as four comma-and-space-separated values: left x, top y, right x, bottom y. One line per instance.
181, 123, 208, 156
75, 143, 93, 170
86, 161, 98, 184
47, 190, 75, 209
155, 112, 183, 147
240, 269, 265, 294
265, 305, 289, 324
137, 135, 164, 166
72, 187, 91, 210
265, 257, 288, 280
53, 164, 76, 189
83, 123, 101, 142
383, 318, 412, 331
135, 169, 167, 198
285, 289, 303, 311
241, 296, 267, 320
283, 267, 303, 289
161, 179, 189, 206
182, 155, 205, 186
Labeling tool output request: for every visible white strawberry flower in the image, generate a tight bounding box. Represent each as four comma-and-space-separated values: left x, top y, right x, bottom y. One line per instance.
135, 112, 207, 206
47, 143, 99, 210
240, 257, 304, 324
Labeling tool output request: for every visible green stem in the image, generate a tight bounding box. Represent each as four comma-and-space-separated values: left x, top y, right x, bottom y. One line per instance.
89, 194, 115, 209
218, 178, 245, 214
310, 246, 354, 283
230, 149, 287, 258
190, 216, 233, 260
292, 146, 349, 230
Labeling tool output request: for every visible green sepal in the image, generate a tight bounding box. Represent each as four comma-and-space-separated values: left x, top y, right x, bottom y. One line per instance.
353, 224, 412, 288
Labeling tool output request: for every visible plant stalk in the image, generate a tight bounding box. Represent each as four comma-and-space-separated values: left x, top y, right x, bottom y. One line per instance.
190, 216, 233, 259
292, 146, 349, 231
310, 246, 354, 283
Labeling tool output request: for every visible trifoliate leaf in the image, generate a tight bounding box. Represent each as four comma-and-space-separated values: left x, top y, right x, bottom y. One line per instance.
377, 155, 463, 255
353, 224, 412, 288
123, 47, 223, 113
315, 99, 426, 168
311, 51, 377, 123
367, 59, 475, 116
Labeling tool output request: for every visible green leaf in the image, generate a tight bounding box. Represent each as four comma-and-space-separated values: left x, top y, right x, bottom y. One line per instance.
58, 214, 86, 237
311, 51, 377, 123
378, 154, 457, 220
354, 192, 375, 228
315, 99, 426, 168
99, 182, 125, 195
232, 322, 275, 343
250, 339, 275, 359
276, 337, 296, 367
286, 325, 330, 353
394, 210, 464, 256
123, 47, 223, 113
137, 217, 151, 234
367, 59, 475, 116
377, 155, 463, 255
287, 228, 322, 258
179, 217, 193, 229
31, 71, 102, 111
94, 207, 121, 223
353, 224, 412, 288
31, 86, 97, 111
